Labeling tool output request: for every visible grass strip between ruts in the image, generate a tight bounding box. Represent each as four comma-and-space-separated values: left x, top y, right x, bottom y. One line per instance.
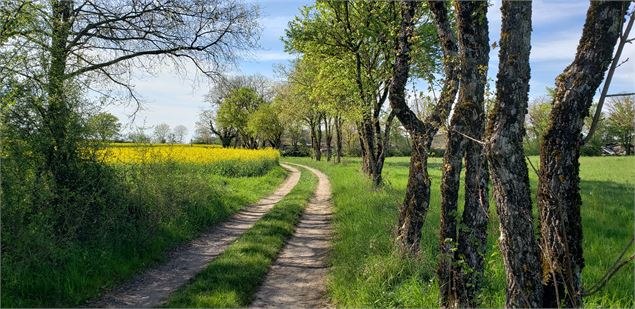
163, 166, 318, 308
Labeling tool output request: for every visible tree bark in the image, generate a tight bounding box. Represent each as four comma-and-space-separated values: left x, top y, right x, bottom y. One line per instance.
484, 1, 543, 307
438, 1, 490, 307
46, 0, 74, 186
335, 112, 343, 163
325, 115, 333, 161
391, 0, 459, 253
537, 2, 627, 307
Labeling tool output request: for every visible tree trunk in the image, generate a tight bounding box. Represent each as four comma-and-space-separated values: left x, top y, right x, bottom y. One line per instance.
316, 117, 322, 161
537, 2, 627, 307
391, 0, 459, 253
359, 114, 381, 185
309, 120, 321, 161
358, 125, 369, 172
456, 141, 489, 306
484, 1, 543, 307
335, 113, 343, 163
46, 0, 74, 187
325, 115, 333, 161
438, 1, 490, 307
438, 130, 466, 308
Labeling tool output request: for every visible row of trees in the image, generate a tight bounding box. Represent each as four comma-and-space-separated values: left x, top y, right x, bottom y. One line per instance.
196, 75, 284, 149
276, 0, 632, 308
527, 95, 635, 156
85, 113, 191, 144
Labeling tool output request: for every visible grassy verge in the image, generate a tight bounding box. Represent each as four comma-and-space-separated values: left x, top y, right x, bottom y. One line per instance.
1, 164, 287, 307
286, 156, 634, 308
164, 166, 317, 308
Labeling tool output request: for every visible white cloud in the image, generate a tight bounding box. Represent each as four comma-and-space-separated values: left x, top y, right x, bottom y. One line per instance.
532, 1, 588, 24
245, 50, 294, 61
530, 34, 580, 62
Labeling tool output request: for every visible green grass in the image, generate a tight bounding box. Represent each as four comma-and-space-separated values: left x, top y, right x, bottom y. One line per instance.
164, 166, 317, 307
1, 164, 287, 307
287, 156, 634, 308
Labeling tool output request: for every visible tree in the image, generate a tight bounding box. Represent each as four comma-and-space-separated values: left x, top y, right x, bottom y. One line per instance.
196, 110, 237, 147
0, 0, 260, 186
438, 1, 490, 307
248, 104, 284, 148
153, 123, 170, 144
537, 2, 628, 307
87, 112, 121, 142
581, 103, 609, 156
173, 125, 188, 144
217, 87, 264, 149
525, 98, 552, 155
389, 0, 459, 254
607, 96, 635, 155
285, 1, 400, 185
484, 1, 542, 307
128, 127, 150, 143
277, 58, 326, 161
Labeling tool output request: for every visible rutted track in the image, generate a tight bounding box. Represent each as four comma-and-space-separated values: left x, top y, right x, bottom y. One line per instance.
88, 164, 301, 308
251, 163, 333, 308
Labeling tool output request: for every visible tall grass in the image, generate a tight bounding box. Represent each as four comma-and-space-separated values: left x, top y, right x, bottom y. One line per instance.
2, 156, 286, 307
288, 156, 634, 308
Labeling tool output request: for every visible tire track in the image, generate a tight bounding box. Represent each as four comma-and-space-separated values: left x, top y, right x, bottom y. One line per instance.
250, 163, 333, 308
88, 164, 301, 308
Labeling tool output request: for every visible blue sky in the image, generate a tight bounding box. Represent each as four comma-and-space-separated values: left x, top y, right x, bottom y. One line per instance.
106, 0, 634, 140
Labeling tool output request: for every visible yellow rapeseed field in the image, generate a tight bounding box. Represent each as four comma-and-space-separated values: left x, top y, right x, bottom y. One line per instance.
100, 144, 279, 165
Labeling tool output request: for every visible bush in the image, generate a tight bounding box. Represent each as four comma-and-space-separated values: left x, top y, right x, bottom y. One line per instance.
281, 145, 311, 157
1, 146, 284, 307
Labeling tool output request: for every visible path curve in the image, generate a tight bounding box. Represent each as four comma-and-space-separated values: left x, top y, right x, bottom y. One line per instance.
88, 164, 301, 308
251, 163, 333, 308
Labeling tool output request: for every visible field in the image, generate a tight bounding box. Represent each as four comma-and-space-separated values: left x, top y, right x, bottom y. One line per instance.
100, 144, 280, 176
1, 146, 284, 307
287, 156, 635, 308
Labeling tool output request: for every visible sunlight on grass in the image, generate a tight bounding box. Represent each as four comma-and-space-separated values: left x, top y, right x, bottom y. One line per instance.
288, 156, 634, 308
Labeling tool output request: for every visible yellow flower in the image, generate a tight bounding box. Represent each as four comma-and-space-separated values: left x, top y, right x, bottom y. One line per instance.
99, 144, 279, 165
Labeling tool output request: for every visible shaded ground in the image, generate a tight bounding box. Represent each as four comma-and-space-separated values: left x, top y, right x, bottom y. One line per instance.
87, 164, 301, 308
250, 163, 333, 308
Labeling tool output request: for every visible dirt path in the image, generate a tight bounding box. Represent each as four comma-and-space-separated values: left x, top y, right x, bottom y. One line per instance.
250, 163, 333, 308
88, 164, 301, 308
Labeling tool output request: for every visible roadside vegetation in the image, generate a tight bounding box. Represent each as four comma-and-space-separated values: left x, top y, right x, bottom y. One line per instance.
164, 167, 317, 308
1, 146, 284, 307
287, 156, 634, 308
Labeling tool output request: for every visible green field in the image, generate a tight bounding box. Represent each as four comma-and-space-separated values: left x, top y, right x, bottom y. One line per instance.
287, 156, 635, 307
1, 162, 286, 307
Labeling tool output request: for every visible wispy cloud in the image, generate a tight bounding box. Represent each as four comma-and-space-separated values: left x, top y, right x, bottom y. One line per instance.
245, 50, 294, 61
530, 34, 580, 62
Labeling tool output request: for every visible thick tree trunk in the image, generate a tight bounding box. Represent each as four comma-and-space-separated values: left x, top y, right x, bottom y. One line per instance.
537, 2, 627, 307
391, 0, 459, 253
46, 0, 74, 186
456, 141, 489, 306
485, 1, 542, 307
438, 1, 490, 307
438, 131, 466, 308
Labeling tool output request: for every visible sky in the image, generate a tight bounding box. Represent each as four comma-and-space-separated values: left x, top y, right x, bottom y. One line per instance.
105, 0, 635, 141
